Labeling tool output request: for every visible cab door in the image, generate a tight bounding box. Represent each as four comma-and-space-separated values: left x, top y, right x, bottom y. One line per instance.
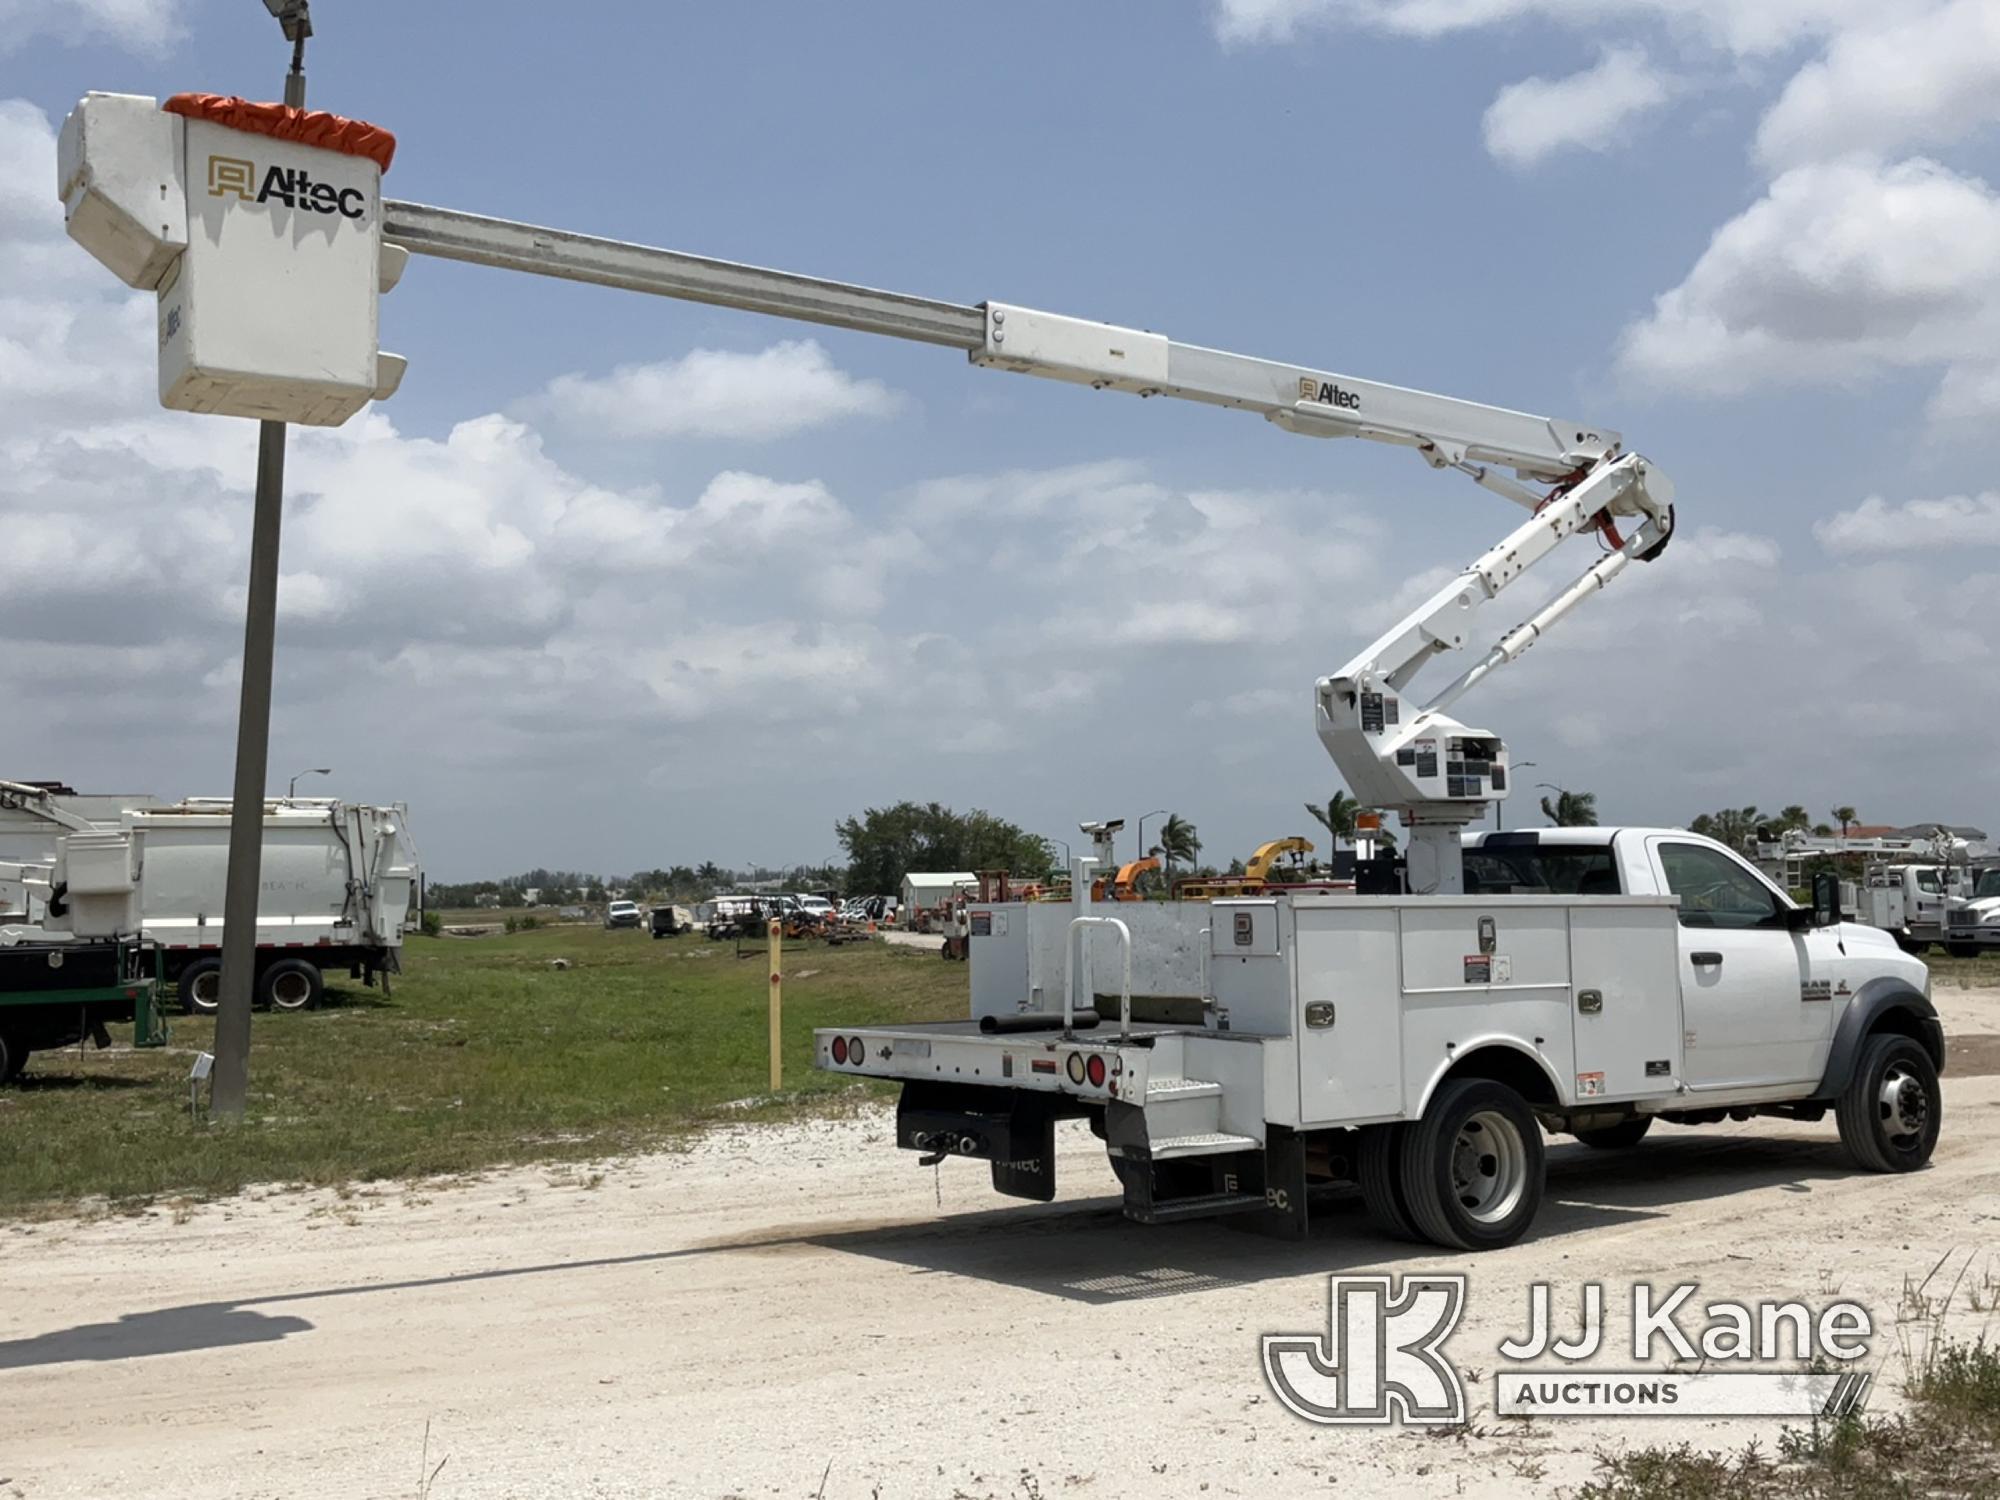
1645, 838, 1825, 1090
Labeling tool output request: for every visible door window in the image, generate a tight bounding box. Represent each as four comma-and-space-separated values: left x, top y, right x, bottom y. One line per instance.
1657, 843, 1784, 930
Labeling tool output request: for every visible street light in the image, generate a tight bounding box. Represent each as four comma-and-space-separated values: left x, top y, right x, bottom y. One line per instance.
1046, 836, 1071, 871
1497, 761, 1535, 830
1136, 809, 1168, 866
288, 767, 331, 799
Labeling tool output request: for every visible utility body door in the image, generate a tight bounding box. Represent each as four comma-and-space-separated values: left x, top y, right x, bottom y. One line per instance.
1643, 837, 1825, 1090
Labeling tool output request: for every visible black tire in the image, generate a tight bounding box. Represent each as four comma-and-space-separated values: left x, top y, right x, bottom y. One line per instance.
1573, 1117, 1653, 1150
1357, 1124, 1421, 1240
1836, 1033, 1941, 1173
1398, 1078, 1546, 1251
179, 958, 223, 1014
260, 958, 324, 1012
0, 1032, 25, 1083
1945, 943, 1978, 960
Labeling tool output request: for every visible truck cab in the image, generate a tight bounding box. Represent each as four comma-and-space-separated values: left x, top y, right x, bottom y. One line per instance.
1945, 865, 2000, 956
817, 826, 1941, 1251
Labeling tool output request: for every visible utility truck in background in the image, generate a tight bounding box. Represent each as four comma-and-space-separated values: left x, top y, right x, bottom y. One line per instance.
0, 781, 419, 1012
1752, 829, 1977, 955
0, 823, 167, 1082
48, 91, 1944, 1245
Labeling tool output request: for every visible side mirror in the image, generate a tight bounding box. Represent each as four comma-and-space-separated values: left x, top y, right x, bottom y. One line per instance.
1812, 871, 1841, 928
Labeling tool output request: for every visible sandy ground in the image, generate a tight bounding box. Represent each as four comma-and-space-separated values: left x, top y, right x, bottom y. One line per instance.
4, 985, 1998, 1500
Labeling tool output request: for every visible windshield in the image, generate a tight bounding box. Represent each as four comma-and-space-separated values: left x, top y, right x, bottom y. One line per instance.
1976, 870, 2000, 900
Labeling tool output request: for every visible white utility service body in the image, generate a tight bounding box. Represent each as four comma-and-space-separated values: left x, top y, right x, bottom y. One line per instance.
821, 829, 1938, 1243
0, 784, 418, 1011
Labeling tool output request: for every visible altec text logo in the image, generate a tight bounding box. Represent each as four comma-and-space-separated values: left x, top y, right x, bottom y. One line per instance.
208, 155, 366, 221
1298, 375, 1362, 411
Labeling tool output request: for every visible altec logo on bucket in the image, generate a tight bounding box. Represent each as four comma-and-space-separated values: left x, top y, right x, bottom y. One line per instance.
208, 155, 367, 221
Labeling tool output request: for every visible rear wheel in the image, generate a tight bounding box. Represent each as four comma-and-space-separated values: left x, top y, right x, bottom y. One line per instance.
1573, 1117, 1653, 1150
260, 958, 324, 1012
1356, 1124, 1420, 1240
0, 1032, 25, 1083
1836, 1033, 1940, 1172
1945, 943, 1979, 959
1399, 1079, 1545, 1251
179, 958, 223, 1014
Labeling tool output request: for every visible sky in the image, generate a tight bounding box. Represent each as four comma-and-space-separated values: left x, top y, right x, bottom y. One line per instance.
2, 0, 1997, 879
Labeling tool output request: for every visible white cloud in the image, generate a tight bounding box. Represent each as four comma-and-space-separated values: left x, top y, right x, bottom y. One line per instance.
1481, 47, 1673, 168
1211, 1, 1898, 56
523, 339, 903, 441
1815, 492, 2000, 552
1616, 158, 2000, 394
1756, 0, 2000, 169
1928, 363, 2000, 423
0, 0, 182, 54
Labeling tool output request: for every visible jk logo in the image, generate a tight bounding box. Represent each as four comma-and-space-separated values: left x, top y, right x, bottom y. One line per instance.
1262, 1274, 1467, 1424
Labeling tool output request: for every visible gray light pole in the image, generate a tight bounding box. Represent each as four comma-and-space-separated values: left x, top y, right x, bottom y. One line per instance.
1497, 761, 1535, 831
1136, 809, 1168, 862
288, 766, 331, 799
212, 0, 313, 1121
1046, 837, 1071, 872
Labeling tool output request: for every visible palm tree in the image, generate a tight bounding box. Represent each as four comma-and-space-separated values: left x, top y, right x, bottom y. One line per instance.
1780, 805, 1811, 831
1831, 806, 1858, 838
1158, 814, 1200, 882
1305, 791, 1358, 849
1538, 787, 1599, 827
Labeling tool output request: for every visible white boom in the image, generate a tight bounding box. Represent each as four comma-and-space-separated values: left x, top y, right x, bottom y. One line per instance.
379, 202, 1676, 897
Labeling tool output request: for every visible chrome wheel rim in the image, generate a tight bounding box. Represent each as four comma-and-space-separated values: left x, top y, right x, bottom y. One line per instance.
269, 970, 312, 1010
1878, 1062, 1928, 1146
1451, 1109, 1527, 1224
186, 971, 220, 1012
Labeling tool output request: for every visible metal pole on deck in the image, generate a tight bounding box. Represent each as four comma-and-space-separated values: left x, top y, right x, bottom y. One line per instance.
211, 5, 311, 1119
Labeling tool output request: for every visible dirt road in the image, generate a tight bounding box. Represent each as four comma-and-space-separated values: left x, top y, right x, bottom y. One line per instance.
5, 987, 1997, 1499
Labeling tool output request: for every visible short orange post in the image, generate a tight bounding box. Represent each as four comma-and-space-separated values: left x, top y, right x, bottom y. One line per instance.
767, 917, 783, 1092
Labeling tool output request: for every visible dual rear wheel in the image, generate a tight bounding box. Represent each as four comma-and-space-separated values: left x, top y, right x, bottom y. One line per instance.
1358, 1080, 1545, 1251
179, 958, 325, 1014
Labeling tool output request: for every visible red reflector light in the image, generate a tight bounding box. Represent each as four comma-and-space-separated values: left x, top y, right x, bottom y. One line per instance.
831, 1036, 848, 1064
1030, 1058, 1058, 1074
1086, 1054, 1107, 1088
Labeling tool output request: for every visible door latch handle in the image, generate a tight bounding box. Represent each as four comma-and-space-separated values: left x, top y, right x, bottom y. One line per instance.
1577, 989, 1603, 1015
1691, 951, 1724, 967
1304, 1000, 1336, 1029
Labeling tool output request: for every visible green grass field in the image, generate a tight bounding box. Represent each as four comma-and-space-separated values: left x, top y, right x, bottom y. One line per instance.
0, 927, 964, 1215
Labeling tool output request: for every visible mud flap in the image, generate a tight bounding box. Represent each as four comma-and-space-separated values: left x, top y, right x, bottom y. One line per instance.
1225, 1124, 1310, 1241
989, 1108, 1057, 1202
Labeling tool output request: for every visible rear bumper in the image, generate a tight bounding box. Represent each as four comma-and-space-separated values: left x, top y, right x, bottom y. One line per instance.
813, 1021, 1160, 1106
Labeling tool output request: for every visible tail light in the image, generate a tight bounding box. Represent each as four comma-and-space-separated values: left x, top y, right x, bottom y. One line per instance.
831, 1035, 848, 1064
848, 1036, 866, 1065
1085, 1054, 1107, 1088
1066, 1052, 1086, 1085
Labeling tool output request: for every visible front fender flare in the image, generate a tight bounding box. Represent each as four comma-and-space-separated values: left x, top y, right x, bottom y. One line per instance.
1813, 978, 1943, 1101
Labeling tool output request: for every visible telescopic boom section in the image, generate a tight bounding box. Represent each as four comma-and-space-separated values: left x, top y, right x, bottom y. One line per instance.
381, 202, 1619, 481
381, 201, 1677, 895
